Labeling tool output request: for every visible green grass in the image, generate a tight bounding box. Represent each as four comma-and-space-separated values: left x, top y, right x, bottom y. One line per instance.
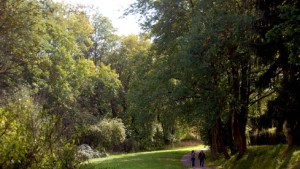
81, 145, 205, 169
81, 144, 300, 169
215, 144, 300, 169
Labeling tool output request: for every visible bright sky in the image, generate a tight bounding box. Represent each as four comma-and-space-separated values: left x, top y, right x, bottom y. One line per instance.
55, 0, 141, 35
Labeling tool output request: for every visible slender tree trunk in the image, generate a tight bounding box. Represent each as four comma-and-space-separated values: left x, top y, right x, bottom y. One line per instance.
238, 64, 250, 154
110, 99, 117, 118
210, 122, 218, 160
227, 113, 237, 155
227, 70, 237, 155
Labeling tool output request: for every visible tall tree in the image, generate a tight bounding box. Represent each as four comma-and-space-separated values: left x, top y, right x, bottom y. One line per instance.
108, 34, 150, 118
0, 0, 47, 98
126, 0, 198, 148
255, 0, 300, 147
88, 12, 118, 65
128, 0, 261, 157
0, 0, 93, 168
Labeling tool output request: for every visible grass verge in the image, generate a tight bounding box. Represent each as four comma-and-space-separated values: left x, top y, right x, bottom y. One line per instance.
212, 144, 300, 169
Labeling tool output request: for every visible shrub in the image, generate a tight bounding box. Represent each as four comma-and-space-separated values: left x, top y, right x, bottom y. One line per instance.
0, 88, 80, 169
85, 118, 126, 151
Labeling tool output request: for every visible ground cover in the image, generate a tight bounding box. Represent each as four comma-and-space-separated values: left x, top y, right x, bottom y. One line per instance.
81, 145, 205, 169
215, 144, 300, 169
81, 144, 300, 169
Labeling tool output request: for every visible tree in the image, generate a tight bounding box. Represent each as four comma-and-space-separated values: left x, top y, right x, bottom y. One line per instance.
127, 0, 263, 157
0, 1, 93, 168
255, 0, 300, 147
0, 0, 47, 98
126, 0, 198, 149
88, 12, 118, 65
106, 34, 150, 119
67, 9, 93, 60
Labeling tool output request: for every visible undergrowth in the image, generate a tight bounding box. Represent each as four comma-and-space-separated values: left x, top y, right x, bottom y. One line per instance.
214, 144, 300, 169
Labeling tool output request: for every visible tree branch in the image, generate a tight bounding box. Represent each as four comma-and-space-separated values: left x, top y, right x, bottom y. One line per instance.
250, 90, 276, 106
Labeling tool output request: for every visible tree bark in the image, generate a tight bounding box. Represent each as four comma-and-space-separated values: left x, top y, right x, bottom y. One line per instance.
238, 64, 250, 154
210, 122, 218, 160
216, 117, 230, 159
231, 63, 248, 157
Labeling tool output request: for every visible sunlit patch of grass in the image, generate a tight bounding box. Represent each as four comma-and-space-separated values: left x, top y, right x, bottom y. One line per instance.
285, 146, 300, 169
81, 145, 205, 169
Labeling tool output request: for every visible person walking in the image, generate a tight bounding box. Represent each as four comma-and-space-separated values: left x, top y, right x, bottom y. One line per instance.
198, 150, 205, 167
191, 150, 196, 167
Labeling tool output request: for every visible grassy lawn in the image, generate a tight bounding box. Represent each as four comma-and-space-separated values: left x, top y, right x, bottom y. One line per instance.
81, 145, 205, 169
81, 144, 300, 169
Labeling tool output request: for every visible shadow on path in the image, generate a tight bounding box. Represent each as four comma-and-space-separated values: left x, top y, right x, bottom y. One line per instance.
180, 148, 217, 169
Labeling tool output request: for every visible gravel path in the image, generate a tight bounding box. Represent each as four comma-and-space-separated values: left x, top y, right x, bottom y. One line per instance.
180, 148, 217, 169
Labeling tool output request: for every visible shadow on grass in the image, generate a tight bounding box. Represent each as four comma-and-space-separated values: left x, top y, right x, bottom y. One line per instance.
217, 144, 300, 169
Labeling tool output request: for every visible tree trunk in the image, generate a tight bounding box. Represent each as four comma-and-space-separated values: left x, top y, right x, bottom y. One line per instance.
232, 112, 247, 156
226, 113, 237, 155
279, 45, 300, 147
231, 64, 248, 157
210, 122, 218, 160
238, 64, 250, 154
110, 99, 117, 118
216, 117, 230, 159
211, 115, 230, 160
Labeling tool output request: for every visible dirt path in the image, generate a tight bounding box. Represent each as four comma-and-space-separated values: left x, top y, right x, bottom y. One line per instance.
180, 148, 217, 169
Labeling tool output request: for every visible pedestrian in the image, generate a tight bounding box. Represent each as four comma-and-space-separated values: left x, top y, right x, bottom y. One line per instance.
191, 150, 196, 167
198, 150, 205, 167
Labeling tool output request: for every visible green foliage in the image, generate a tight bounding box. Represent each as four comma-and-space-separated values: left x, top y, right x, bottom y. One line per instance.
67, 10, 93, 59
266, 4, 300, 64
76, 62, 122, 118
256, 0, 300, 146
98, 64, 122, 95
85, 118, 126, 151
88, 11, 118, 64
0, 0, 48, 93
0, 0, 126, 168
0, 88, 79, 169
127, 0, 259, 156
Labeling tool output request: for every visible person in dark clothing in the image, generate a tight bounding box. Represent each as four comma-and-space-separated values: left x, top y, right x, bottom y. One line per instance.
198, 150, 205, 167
191, 150, 196, 167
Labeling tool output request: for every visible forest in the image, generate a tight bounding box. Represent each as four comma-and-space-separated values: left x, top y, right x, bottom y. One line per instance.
0, 0, 299, 168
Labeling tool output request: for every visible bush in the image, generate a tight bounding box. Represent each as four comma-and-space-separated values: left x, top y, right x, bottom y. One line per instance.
0, 88, 80, 169
83, 118, 126, 151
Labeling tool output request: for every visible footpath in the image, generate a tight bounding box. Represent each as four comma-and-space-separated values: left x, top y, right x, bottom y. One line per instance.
180, 148, 217, 169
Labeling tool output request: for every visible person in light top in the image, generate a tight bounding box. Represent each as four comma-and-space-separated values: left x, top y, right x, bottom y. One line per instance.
191, 150, 196, 167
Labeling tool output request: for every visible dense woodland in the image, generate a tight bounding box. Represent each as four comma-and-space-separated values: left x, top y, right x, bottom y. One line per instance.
0, 0, 299, 168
